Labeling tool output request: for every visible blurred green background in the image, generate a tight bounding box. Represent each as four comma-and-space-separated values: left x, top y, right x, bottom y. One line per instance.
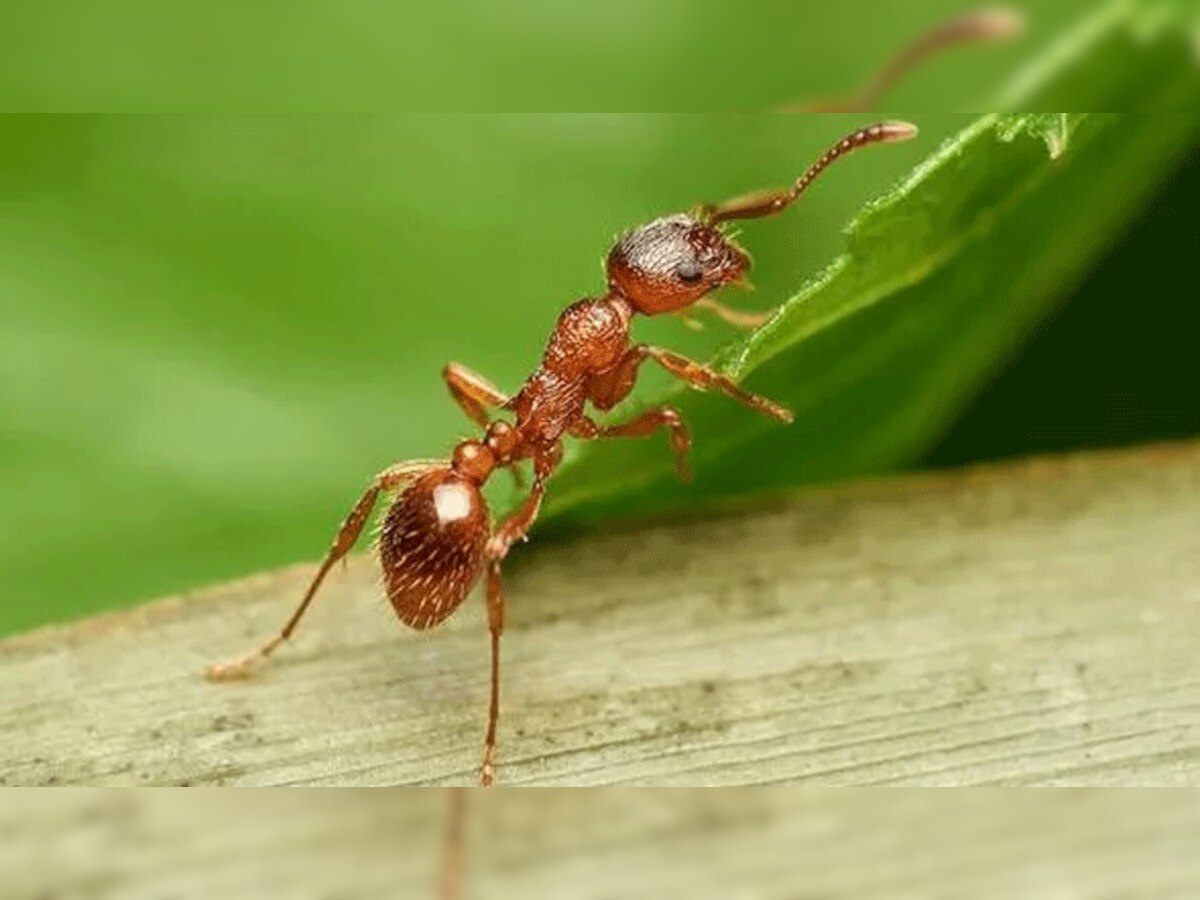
3, 114, 1196, 636
0, 114, 953, 634
1, 3, 1198, 636
1, 0, 1099, 110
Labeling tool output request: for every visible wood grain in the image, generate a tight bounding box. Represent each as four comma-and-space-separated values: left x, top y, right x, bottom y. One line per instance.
6, 789, 1200, 899
2, 441, 1199, 786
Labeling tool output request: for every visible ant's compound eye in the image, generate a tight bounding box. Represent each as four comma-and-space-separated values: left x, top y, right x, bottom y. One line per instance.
675, 261, 703, 285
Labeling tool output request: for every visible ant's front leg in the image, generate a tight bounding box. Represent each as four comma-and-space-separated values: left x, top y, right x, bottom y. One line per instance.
630, 345, 794, 424
693, 297, 772, 330
571, 409, 693, 482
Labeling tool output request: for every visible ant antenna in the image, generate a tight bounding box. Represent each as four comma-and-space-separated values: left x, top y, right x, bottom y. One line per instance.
783, 7, 1026, 112
704, 121, 918, 224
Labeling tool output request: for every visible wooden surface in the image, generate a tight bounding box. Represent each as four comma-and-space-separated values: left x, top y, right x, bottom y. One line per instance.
6, 789, 1200, 899
2, 441, 1199, 786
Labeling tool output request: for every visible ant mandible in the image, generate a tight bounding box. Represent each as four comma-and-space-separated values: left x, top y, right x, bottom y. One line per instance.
204, 119, 916, 785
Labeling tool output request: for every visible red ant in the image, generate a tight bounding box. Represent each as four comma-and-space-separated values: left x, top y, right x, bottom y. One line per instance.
205, 9, 1024, 788
205, 119, 917, 784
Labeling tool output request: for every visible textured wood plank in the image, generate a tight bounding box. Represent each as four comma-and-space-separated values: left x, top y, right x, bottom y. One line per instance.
2, 441, 1199, 786
5, 789, 1200, 899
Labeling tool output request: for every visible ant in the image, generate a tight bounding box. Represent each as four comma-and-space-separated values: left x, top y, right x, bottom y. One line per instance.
204, 119, 916, 784
204, 8, 1024, 789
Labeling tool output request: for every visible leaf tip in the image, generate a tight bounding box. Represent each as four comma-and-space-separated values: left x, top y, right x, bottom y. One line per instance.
996, 113, 1075, 161
1043, 113, 1074, 160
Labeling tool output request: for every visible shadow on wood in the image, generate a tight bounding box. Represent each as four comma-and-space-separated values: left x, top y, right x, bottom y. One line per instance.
2, 441, 1199, 786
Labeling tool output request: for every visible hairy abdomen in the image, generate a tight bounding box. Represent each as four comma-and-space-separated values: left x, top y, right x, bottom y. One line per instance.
376, 467, 489, 630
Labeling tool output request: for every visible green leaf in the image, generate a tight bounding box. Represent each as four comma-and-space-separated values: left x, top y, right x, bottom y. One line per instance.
538, 6, 1200, 528
994, 0, 1200, 110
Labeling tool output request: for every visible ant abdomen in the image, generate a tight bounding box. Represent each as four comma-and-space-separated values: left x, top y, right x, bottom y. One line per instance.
377, 466, 490, 630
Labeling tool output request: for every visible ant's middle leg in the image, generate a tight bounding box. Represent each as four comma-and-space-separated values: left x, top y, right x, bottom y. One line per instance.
205, 461, 430, 681
444, 362, 508, 428
571, 409, 693, 482
444, 362, 526, 487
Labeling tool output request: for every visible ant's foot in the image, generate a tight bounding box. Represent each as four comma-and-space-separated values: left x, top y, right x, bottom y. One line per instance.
204, 652, 262, 682
485, 535, 511, 561
204, 635, 283, 681
477, 739, 496, 787
479, 749, 497, 787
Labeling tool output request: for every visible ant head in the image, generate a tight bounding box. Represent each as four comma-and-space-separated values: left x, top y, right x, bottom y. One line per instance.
606, 214, 749, 316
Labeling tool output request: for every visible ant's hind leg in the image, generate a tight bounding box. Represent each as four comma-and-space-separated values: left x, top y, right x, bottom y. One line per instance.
572, 409, 693, 482
204, 462, 427, 681
479, 560, 505, 786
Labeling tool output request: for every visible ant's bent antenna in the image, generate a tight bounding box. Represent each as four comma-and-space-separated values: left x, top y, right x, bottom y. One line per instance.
705, 121, 918, 224
849, 7, 1025, 112
783, 7, 1026, 112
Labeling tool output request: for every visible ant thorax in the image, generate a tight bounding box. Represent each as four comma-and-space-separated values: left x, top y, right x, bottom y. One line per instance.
506, 297, 632, 449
